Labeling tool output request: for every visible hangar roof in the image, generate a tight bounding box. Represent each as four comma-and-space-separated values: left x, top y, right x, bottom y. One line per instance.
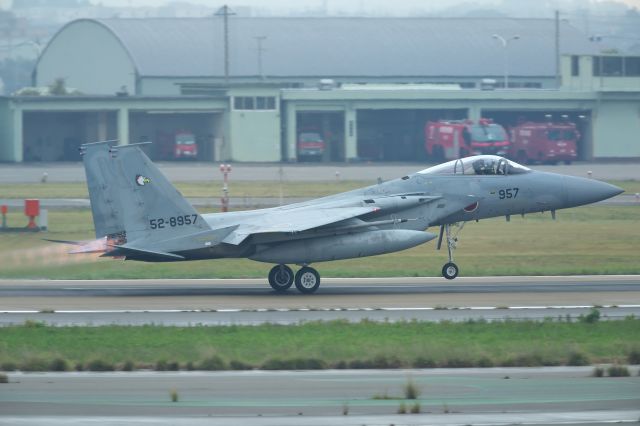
75, 17, 598, 78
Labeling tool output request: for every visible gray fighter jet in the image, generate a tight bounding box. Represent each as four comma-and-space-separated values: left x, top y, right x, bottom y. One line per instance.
77, 141, 622, 294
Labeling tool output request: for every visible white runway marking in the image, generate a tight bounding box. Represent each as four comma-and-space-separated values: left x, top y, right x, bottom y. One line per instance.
2, 304, 639, 314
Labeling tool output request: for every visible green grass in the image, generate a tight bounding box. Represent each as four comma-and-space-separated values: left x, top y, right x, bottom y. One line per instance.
0, 205, 638, 278
0, 319, 638, 371
1, 179, 637, 200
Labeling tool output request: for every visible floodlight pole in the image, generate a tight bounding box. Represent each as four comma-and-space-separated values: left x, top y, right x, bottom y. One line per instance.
215, 5, 236, 84
492, 34, 520, 89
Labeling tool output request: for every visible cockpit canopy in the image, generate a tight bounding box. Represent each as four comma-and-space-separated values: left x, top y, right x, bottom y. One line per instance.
418, 155, 531, 176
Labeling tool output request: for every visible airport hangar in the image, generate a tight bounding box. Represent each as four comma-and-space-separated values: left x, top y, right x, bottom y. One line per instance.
0, 17, 639, 163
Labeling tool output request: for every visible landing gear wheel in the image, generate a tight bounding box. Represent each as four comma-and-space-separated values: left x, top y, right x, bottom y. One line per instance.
442, 262, 459, 280
268, 264, 294, 292
294, 267, 321, 294
437, 222, 466, 280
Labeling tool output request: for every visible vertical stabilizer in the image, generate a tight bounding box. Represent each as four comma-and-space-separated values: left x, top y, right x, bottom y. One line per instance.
81, 141, 124, 239
82, 142, 210, 245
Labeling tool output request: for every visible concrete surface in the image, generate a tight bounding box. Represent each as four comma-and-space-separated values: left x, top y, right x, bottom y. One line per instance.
1, 368, 638, 423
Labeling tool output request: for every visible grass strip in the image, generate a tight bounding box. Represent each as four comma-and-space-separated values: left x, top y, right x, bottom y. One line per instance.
1, 318, 638, 372
1, 205, 638, 278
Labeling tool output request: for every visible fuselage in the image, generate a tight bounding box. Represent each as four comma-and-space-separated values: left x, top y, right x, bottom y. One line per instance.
188, 156, 621, 264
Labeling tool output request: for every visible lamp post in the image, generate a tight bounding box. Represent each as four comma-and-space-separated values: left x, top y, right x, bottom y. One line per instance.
492, 34, 520, 89
215, 5, 236, 84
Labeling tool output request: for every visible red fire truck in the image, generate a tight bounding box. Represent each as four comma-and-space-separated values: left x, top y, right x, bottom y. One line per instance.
425, 119, 509, 161
174, 131, 198, 160
508, 121, 578, 165
297, 131, 325, 161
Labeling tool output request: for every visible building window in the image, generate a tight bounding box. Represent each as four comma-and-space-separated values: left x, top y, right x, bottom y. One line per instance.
625, 57, 640, 76
571, 55, 580, 76
256, 96, 276, 110
234, 96, 248, 109
233, 96, 276, 111
593, 56, 623, 76
603, 57, 623, 76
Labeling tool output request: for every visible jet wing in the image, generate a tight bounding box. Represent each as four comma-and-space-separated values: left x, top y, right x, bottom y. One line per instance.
222, 206, 380, 245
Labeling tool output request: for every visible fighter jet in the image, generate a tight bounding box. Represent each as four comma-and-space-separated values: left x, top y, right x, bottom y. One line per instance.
77, 141, 622, 294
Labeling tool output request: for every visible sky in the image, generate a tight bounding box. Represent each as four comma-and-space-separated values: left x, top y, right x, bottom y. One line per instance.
87, 0, 640, 9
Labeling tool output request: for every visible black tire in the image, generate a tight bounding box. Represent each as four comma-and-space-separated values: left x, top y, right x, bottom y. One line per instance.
294, 266, 321, 294
442, 262, 459, 280
268, 264, 294, 292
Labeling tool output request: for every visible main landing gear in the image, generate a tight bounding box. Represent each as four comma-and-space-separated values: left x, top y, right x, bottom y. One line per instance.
437, 222, 466, 280
268, 264, 321, 294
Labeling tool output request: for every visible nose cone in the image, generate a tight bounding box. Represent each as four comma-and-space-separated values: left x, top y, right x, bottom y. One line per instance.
564, 176, 624, 207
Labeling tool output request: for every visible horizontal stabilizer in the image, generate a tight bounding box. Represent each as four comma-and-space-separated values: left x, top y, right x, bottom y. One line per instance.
45, 238, 108, 254
43, 238, 85, 246
103, 245, 185, 261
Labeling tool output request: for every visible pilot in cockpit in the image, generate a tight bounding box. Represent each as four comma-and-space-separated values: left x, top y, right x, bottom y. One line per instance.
472, 158, 494, 175
472, 157, 507, 175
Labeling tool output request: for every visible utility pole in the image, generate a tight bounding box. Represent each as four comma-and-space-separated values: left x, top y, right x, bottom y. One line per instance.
555, 9, 561, 89
254, 36, 267, 80
215, 5, 236, 84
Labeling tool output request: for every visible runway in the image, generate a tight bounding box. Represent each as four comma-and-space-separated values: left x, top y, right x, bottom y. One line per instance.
1, 275, 639, 325
1, 368, 639, 424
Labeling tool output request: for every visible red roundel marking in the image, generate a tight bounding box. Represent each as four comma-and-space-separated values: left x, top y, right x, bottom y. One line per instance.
464, 201, 479, 213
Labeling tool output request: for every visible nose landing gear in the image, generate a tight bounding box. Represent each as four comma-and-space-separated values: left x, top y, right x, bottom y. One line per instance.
437, 222, 466, 280
442, 262, 459, 280
268, 264, 321, 294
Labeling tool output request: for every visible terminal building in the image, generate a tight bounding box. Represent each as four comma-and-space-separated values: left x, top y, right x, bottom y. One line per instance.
1, 16, 639, 163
